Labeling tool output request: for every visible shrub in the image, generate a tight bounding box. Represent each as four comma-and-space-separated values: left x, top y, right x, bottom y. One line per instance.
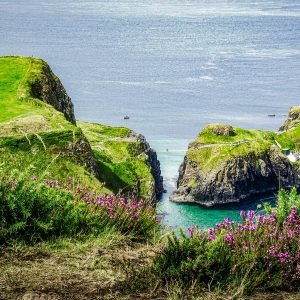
43, 178, 160, 239
0, 177, 159, 244
77, 189, 159, 238
154, 190, 300, 292
154, 228, 231, 286
264, 187, 300, 223
0, 178, 96, 243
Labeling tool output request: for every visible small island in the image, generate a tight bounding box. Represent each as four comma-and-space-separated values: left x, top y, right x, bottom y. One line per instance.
171, 115, 300, 206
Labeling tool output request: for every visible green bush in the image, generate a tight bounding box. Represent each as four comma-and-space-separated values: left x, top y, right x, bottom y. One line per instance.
0, 177, 160, 244
264, 187, 300, 223
0, 178, 101, 243
153, 228, 231, 286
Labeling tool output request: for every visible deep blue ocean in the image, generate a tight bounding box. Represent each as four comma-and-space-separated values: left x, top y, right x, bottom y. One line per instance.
1, 0, 300, 229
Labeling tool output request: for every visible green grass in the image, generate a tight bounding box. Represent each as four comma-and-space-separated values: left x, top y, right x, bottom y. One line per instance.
0, 56, 75, 136
0, 55, 157, 200
197, 126, 275, 144
187, 124, 300, 170
277, 124, 300, 150
79, 121, 131, 138
0, 129, 110, 193
0, 56, 48, 122
0, 56, 113, 194
79, 121, 154, 199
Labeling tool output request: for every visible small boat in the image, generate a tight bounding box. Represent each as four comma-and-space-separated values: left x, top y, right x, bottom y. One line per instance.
267, 114, 276, 117
124, 115, 130, 120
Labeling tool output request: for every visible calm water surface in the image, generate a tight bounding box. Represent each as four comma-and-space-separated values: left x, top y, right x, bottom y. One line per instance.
1, 0, 299, 228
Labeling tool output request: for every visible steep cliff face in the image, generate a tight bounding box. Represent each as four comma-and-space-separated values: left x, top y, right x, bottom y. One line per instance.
30, 63, 76, 124
279, 106, 300, 131
133, 133, 164, 199
171, 146, 300, 206
171, 121, 300, 207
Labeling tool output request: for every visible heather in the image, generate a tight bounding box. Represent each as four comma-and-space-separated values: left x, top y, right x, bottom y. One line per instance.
154, 189, 300, 293
2, 179, 300, 298
0, 177, 159, 244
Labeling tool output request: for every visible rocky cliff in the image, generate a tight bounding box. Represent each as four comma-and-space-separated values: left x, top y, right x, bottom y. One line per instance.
30, 62, 76, 124
279, 106, 300, 131
170, 120, 300, 207
0, 56, 163, 201
134, 133, 164, 199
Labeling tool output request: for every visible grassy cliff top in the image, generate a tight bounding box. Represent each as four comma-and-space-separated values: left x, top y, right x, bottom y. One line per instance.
79, 121, 154, 199
0, 56, 157, 199
0, 56, 110, 193
79, 121, 131, 139
187, 123, 300, 170
0, 56, 74, 135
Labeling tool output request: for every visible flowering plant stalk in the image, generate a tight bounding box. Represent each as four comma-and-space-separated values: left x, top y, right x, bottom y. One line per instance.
43, 178, 160, 238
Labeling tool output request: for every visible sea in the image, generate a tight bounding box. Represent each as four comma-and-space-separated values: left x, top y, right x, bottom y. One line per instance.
1, 0, 300, 229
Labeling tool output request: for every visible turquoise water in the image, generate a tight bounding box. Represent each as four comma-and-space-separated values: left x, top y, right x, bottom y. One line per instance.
154, 139, 273, 229
0, 0, 299, 228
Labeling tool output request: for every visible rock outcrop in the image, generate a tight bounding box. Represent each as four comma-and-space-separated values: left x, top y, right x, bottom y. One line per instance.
206, 124, 235, 137
171, 116, 300, 207
279, 106, 300, 131
171, 146, 300, 206
67, 133, 101, 178
30, 62, 76, 124
134, 133, 164, 199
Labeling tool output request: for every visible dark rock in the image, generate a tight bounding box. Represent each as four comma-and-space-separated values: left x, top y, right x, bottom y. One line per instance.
67, 133, 101, 178
170, 146, 300, 207
134, 133, 164, 200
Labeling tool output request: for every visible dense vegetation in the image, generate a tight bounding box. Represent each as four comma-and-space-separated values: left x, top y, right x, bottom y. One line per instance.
79, 121, 155, 200
0, 177, 159, 244
1, 174, 299, 298
154, 189, 300, 293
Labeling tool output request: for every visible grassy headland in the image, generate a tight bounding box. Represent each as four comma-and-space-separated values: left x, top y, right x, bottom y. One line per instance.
0, 56, 158, 198
187, 124, 300, 171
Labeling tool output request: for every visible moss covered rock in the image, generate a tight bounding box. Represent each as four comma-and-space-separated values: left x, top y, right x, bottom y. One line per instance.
279, 106, 300, 131
206, 124, 235, 136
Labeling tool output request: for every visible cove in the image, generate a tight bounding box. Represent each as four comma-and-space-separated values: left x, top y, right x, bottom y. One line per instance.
155, 138, 276, 229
